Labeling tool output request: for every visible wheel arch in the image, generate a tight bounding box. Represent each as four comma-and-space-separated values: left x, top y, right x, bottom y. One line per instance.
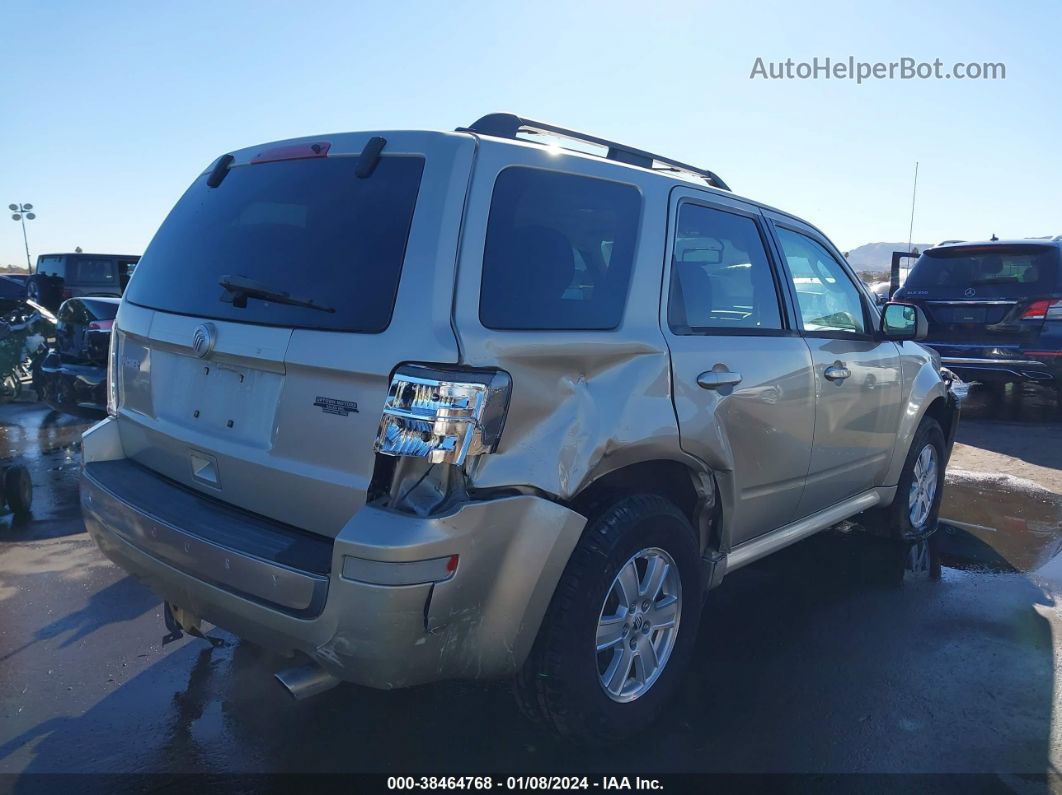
569, 458, 719, 555
884, 360, 951, 487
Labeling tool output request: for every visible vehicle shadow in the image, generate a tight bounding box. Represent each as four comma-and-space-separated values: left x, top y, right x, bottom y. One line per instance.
0, 575, 157, 667
961, 382, 1061, 424
948, 383, 1062, 475
8, 531, 1055, 777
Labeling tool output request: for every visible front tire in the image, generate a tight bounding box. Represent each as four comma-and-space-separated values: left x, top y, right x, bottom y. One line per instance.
515, 494, 702, 744
892, 416, 946, 542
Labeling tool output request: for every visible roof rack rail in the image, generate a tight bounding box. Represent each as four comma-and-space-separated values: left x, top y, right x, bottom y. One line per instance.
459, 113, 731, 191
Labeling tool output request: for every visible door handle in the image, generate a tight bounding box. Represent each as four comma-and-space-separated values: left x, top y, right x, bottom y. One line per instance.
697, 370, 743, 390
824, 365, 851, 382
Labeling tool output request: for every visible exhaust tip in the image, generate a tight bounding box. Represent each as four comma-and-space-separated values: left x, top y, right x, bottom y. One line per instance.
275, 663, 341, 700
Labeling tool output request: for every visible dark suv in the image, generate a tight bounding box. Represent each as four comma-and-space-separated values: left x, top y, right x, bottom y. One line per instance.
28, 252, 140, 312
894, 238, 1062, 386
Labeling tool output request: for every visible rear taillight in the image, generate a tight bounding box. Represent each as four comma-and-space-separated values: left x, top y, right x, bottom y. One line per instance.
106, 329, 119, 417
1021, 299, 1062, 320
89, 320, 114, 331
375, 365, 512, 466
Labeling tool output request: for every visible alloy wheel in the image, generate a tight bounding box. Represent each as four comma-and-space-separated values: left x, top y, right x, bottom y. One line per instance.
596, 547, 682, 703
908, 443, 939, 530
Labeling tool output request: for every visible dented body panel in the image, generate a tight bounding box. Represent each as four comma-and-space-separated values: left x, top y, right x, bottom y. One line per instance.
81, 416, 587, 686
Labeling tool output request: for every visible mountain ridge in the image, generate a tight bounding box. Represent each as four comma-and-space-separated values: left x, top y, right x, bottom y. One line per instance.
845, 242, 933, 272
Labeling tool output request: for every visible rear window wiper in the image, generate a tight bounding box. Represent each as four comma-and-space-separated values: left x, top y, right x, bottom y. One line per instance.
219, 274, 335, 314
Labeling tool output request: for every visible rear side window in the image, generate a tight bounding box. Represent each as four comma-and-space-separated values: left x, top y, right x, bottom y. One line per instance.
904, 245, 1059, 295
72, 258, 118, 284
126, 156, 425, 332
479, 167, 641, 330
668, 204, 782, 333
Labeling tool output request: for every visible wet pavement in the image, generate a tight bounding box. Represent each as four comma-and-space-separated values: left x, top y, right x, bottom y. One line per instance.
1, 386, 1061, 778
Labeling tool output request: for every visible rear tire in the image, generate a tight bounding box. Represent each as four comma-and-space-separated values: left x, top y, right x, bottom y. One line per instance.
514, 494, 702, 744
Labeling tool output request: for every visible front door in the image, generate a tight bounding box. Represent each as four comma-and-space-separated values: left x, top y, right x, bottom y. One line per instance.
767, 218, 904, 516
663, 191, 815, 546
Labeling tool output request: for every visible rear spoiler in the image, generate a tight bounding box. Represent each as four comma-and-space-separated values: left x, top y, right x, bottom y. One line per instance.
890, 251, 920, 298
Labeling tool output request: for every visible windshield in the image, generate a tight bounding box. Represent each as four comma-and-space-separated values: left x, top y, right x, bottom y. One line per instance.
125, 155, 425, 332
903, 244, 1059, 296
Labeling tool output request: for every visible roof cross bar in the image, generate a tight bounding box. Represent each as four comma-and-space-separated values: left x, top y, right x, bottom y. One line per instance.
460, 113, 731, 191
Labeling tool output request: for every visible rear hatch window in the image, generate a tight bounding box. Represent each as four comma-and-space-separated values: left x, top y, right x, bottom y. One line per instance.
903, 245, 1060, 299
82, 299, 120, 320
125, 156, 425, 332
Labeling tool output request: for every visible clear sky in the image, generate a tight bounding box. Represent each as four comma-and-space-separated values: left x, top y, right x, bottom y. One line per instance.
2, 0, 1059, 268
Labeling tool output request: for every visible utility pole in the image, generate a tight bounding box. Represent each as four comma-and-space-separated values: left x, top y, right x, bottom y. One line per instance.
8, 203, 36, 271
906, 163, 919, 253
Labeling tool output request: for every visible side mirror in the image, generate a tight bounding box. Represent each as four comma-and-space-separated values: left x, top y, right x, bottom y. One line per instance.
881, 301, 928, 341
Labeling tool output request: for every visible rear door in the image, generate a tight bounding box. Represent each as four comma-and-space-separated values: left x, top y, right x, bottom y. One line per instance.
664, 190, 815, 545
114, 132, 474, 537
767, 216, 903, 516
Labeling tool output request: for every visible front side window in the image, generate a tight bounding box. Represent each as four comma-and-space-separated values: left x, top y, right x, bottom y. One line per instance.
668, 204, 782, 333
479, 167, 641, 330
776, 228, 866, 335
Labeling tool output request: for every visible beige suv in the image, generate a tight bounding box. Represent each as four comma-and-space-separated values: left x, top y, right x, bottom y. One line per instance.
81, 114, 961, 743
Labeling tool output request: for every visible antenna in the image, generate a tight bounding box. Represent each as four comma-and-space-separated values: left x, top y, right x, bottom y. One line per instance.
906, 162, 919, 253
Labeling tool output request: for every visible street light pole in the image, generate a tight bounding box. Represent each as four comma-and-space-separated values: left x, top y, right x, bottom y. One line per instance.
8, 203, 36, 271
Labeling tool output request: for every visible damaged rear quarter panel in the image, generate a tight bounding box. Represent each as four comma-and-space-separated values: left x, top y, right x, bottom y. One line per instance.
452, 141, 690, 501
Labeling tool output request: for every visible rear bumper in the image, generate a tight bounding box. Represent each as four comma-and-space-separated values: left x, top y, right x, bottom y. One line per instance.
80, 417, 586, 689
941, 359, 1056, 383
925, 345, 1061, 383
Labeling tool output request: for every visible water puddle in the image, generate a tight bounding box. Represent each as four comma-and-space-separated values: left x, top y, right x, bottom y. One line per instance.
939, 469, 1062, 573
0, 400, 96, 536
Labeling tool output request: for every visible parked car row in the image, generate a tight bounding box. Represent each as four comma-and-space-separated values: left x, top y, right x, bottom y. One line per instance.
28, 252, 139, 312
0, 253, 136, 414
37, 297, 119, 415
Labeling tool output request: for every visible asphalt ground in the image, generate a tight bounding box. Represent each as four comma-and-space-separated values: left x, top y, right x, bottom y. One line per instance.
0, 384, 1060, 785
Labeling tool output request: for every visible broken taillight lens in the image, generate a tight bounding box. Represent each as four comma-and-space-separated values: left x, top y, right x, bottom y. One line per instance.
374, 365, 512, 466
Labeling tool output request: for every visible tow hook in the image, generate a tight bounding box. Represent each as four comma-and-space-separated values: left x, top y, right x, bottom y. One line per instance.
163, 601, 224, 648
